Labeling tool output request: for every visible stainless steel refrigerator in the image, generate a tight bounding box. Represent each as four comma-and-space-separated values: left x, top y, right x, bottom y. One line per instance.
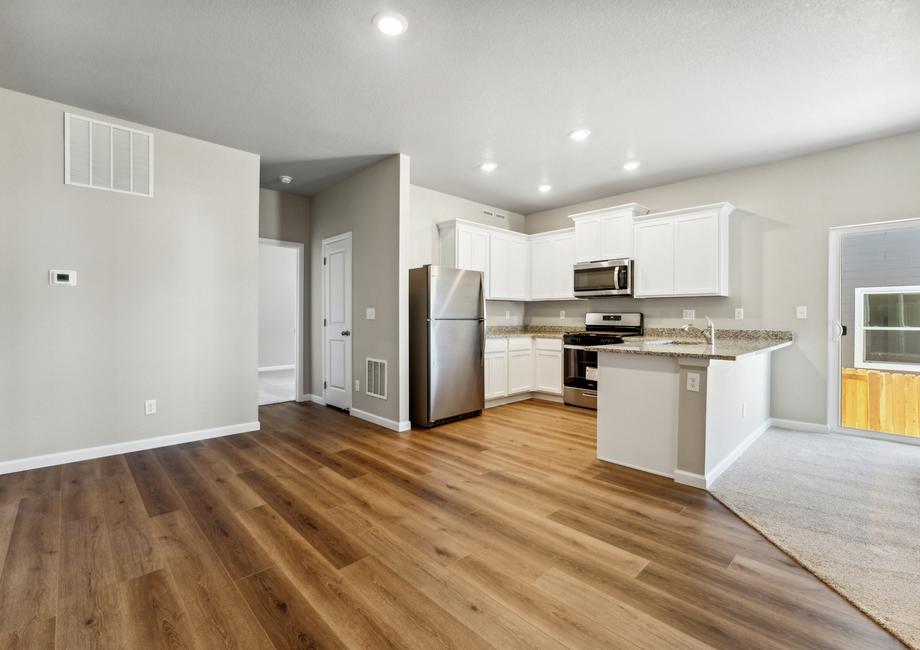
409, 265, 485, 427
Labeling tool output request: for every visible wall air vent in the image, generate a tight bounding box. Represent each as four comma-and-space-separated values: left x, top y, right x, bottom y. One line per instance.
366, 358, 388, 400
64, 112, 154, 197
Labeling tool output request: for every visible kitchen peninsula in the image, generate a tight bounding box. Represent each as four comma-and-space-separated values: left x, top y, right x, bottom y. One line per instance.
586, 330, 793, 489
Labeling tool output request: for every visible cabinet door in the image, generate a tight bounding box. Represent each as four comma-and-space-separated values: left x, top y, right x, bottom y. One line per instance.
507, 347, 533, 395
600, 214, 634, 259
674, 211, 719, 295
530, 238, 554, 300
457, 226, 491, 297
534, 350, 562, 394
508, 236, 529, 300
574, 218, 603, 263
634, 219, 675, 297
484, 352, 508, 399
555, 232, 576, 299
489, 234, 509, 299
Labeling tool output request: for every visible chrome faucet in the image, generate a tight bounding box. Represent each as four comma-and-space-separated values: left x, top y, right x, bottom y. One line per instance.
682, 317, 715, 345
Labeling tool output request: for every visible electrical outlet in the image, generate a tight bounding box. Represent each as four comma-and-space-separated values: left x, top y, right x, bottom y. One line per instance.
686, 373, 700, 392
145, 399, 157, 415
354, 380, 360, 392
796, 305, 808, 319
735, 308, 744, 320
682, 309, 696, 320
505, 310, 510, 319
366, 307, 376, 320
559, 310, 566, 319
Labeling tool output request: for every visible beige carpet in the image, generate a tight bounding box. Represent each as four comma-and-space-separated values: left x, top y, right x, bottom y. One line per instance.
710, 428, 920, 649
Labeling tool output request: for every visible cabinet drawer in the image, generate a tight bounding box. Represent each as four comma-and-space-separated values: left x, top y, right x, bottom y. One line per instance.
534, 337, 562, 351
507, 336, 532, 351
485, 338, 508, 353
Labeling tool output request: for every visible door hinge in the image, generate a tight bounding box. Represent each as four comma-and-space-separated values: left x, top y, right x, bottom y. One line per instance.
323, 318, 327, 327
324, 381, 327, 389
323, 257, 327, 265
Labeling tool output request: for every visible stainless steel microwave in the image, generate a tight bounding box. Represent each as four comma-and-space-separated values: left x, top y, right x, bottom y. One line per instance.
573, 258, 633, 297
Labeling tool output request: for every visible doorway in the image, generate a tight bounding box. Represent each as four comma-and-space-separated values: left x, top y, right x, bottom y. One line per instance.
258, 238, 303, 405
827, 219, 920, 443
322, 232, 353, 410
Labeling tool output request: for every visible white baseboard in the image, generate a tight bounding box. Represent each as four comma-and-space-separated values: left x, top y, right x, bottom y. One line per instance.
673, 469, 707, 489
770, 417, 830, 433
303, 394, 326, 405
485, 392, 564, 409
596, 454, 674, 480
258, 364, 295, 373
0, 421, 261, 476
702, 417, 772, 488
350, 407, 411, 432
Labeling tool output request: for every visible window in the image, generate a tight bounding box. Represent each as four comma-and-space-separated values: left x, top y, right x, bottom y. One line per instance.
854, 286, 920, 372
64, 112, 154, 197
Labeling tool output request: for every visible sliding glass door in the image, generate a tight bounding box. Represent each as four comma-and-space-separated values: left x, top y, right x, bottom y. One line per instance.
829, 220, 920, 442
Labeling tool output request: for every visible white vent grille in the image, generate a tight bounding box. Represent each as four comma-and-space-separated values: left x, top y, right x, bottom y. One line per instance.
65, 112, 153, 197
366, 358, 388, 400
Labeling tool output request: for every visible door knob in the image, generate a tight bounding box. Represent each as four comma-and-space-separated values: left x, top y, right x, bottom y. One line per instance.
341, 330, 351, 336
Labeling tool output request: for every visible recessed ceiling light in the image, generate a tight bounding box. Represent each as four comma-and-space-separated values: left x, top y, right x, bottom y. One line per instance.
568, 129, 591, 141
480, 162, 498, 173
623, 160, 641, 171
279, 175, 293, 184
374, 11, 408, 36
538, 184, 552, 193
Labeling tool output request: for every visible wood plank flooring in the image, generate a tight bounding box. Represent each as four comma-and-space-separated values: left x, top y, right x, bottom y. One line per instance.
0, 400, 902, 648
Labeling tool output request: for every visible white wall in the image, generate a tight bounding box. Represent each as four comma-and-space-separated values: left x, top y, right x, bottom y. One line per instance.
0, 87, 261, 465
258, 243, 298, 369
525, 130, 920, 425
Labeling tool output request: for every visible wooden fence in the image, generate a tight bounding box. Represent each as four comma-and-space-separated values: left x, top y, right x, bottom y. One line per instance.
841, 368, 920, 437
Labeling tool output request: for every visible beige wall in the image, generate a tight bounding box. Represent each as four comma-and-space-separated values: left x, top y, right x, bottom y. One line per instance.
310, 155, 406, 423
525, 130, 920, 424
259, 189, 311, 391
0, 87, 261, 464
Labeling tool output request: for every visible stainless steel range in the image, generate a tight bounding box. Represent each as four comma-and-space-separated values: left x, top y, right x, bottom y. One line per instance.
563, 312, 643, 409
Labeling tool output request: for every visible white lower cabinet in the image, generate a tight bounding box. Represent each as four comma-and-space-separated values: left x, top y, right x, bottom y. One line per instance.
484, 337, 563, 403
484, 338, 508, 400
507, 337, 533, 394
533, 338, 563, 394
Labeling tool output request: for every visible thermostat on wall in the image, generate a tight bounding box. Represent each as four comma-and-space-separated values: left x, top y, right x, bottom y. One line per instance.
49, 270, 76, 286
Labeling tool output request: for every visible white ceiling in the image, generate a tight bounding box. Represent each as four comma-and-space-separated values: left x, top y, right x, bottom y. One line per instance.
2, 1, 919, 213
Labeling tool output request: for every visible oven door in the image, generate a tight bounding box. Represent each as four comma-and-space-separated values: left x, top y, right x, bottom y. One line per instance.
573, 259, 632, 297
563, 345, 599, 409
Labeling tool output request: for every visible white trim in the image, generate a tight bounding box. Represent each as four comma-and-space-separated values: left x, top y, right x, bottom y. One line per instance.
770, 417, 830, 433
304, 393, 326, 405
830, 424, 920, 446
596, 454, 674, 480
0, 421, 260, 475
853, 285, 920, 372
673, 470, 707, 489
484, 392, 565, 409
703, 418, 772, 487
350, 407, 411, 432
258, 364, 295, 373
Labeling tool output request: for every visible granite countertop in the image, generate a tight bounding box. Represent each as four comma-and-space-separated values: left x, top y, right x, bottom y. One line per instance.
584, 331, 793, 361
485, 325, 581, 339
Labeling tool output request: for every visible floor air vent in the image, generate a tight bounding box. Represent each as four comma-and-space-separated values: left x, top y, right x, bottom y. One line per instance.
65, 112, 153, 197
366, 358, 387, 400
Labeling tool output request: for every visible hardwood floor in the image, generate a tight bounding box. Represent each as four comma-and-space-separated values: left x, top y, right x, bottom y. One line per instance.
0, 400, 902, 648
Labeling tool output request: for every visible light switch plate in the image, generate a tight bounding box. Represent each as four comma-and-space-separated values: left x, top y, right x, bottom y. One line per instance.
145, 399, 157, 415
735, 308, 744, 320
366, 307, 376, 320
354, 380, 360, 392
682, 309, 696, 320
796, 306, 808, 319
505, 310, 510, 319
559, 310, 566, 319
686, 372, 700, 392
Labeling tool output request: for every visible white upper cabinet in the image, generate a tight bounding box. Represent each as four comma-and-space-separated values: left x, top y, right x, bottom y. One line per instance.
529, 229, 575, 300
438, 221, 492, 298
633, 202, 733, 298
570, 203, 650, 263
490, 231, 529, 300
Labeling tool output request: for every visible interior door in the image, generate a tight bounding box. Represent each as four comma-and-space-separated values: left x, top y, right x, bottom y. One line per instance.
323, 233, 352, 409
